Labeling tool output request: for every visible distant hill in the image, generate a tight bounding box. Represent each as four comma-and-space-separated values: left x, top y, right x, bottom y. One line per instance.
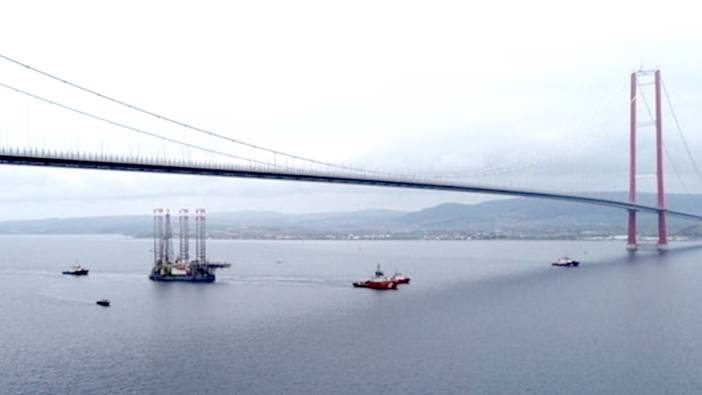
393, 194, 702, 235
0, 192, 701, 238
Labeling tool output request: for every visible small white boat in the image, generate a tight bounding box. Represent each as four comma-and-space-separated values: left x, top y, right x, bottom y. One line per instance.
552, 256, 580, 267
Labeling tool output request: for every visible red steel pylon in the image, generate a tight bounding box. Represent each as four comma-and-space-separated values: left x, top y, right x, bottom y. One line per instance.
627, 69, 666, 251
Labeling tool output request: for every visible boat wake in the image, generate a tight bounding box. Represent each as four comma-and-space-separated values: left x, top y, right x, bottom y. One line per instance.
36, 291, 94, 305
0, 269, 66, 278
216, 275, 349, 288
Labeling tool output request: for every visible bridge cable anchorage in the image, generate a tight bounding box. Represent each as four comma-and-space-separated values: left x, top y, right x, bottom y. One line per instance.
0, 81, 280, 169
661, 78, 702, 189
639, 90, 689, 193
0, 53, 384, 178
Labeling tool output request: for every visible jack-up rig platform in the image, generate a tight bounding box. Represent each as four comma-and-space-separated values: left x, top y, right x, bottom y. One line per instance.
149, 208, 230, 283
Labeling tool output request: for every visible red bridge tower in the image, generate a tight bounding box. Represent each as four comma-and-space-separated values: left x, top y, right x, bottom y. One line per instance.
627, 69, 666, 251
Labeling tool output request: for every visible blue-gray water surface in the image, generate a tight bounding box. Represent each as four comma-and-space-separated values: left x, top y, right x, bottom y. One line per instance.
2, 236, 702, 394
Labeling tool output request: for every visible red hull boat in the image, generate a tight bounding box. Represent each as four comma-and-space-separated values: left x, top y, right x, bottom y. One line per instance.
353, 264, 400, 290
353, 279, 398, 290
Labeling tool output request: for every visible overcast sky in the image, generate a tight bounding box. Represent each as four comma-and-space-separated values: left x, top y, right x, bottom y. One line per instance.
1, 0, 702, 220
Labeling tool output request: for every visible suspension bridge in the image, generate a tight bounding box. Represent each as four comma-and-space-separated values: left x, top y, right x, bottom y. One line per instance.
0, 55, 700, 251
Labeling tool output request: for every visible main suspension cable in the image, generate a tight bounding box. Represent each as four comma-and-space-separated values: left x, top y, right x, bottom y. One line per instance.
0, 53, 383, 176
0, 81, 280, 169
638, 89, 689, 193
661, 78, 702, 188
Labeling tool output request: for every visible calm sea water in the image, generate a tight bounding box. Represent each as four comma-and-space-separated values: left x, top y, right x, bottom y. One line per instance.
2, 236, 702, 394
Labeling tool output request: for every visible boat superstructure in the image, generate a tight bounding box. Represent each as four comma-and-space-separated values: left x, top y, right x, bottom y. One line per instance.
149, 208, 230, 283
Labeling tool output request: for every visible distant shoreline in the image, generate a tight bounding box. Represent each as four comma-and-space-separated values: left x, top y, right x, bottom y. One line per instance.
0, 233, 698, 242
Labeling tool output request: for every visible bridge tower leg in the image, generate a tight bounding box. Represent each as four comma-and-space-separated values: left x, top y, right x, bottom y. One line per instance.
654, 70, 667, 251
628, 69, 667, 251
627, 72, 637, 251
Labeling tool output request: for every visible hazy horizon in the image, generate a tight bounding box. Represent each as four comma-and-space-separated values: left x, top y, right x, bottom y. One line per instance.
0, 189, 696, 223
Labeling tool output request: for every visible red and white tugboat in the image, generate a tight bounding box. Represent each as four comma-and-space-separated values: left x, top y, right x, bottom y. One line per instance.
551, 256, 580, 267
353, 264, 398, 290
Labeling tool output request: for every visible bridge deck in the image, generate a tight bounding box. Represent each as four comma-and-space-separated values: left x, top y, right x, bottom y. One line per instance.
1, 150, 701, 222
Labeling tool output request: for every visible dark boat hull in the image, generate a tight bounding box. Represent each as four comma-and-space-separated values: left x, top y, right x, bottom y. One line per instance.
96, 300, 110, 307
552, 261, 580, 267
63, 269, 89, 275
149, 273, 215, 283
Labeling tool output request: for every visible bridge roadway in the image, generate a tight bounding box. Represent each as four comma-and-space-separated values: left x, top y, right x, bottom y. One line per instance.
2, 149, 702, 222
